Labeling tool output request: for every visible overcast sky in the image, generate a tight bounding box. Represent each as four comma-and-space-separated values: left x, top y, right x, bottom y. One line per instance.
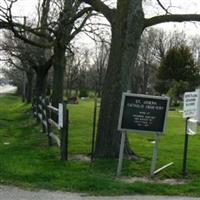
1, 0, 200, 77
1, 0, 200, 48
10, 0, 200, 35
0, 0, 200, 61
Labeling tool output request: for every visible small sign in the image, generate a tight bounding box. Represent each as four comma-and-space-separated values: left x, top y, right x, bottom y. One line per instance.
183, 91, 198, 118
187, 118, 197, 135
118, 93, 169, 133
58, 103, 63, 128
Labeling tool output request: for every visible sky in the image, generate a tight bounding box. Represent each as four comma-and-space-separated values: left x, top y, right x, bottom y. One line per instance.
9, 0, 200, 36
1, 0, 200, 71
0, 0, 200, 49
144, 0, 200, 35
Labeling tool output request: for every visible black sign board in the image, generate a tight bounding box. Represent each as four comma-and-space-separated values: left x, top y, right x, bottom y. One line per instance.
118, 93, 169, 133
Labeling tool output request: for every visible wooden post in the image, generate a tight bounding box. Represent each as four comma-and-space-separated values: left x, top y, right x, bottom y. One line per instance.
35, 97, 39, 122
60, 101, 68, 161
45, 98, 53, 146
41, 97, 46, 133
32, 97, 35, 115
36, 97, 42, 122
91, 97, 97, 162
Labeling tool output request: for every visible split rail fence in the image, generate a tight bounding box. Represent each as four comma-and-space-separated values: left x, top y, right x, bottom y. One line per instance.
32, 96, 69, 160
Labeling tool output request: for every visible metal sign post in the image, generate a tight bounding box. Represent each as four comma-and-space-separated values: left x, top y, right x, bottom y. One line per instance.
150, 133, 160, 177
182, 117, 189, 177
91, 97, 97, 162
150, 133, 174, 177
182, 91, 199, 177
117, 131, 126, 176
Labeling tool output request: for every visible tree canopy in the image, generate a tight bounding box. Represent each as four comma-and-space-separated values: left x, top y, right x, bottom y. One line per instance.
155, 44, 200, 100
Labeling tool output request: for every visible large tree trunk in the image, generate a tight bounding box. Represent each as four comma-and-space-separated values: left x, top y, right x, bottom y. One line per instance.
33, 56, 53, 98
95, 0, 144, 158
50, 0, 73, 107
26, 70, 34, 103
35, 73, 48, 98
51, 44, 66, 107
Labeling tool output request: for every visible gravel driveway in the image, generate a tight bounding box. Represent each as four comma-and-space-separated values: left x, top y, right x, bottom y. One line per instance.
0, 185, 199, 200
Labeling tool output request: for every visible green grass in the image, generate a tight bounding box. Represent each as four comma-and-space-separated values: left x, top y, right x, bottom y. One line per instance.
1, 95, 200, 196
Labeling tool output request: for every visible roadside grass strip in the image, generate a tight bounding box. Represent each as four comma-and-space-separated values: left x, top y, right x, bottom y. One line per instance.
1, 95, 200, 196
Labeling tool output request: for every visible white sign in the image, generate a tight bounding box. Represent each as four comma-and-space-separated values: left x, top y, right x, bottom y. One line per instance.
195, 88, 200, 123
183, 91, 198, 118
187, 118, 198, 135
58, 103, 63, 128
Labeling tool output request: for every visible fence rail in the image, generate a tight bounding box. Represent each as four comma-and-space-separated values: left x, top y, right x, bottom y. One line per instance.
32, 96, 68, 160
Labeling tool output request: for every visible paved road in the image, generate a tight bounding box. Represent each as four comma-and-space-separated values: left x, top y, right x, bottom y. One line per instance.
0, 185, 199, 200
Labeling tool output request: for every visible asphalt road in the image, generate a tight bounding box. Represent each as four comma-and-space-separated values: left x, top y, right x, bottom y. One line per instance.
0, 185, 199, 200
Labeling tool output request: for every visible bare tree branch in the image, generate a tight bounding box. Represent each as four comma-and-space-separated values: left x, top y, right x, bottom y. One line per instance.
70, 11, 93, 41
81, 0, 115, 24
156, 0, 171, 14
145, 14, 200, 28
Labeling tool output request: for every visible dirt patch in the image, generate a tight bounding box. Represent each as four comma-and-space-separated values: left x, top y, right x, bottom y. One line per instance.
117, 177, 187, 185
69, 154, 91, 161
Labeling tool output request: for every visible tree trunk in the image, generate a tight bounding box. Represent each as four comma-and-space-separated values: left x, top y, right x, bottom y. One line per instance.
51, 44, 66, 106
95, 0, 144, 158
26, 70, 34, 103
35, 73, 48, 98
51, 0, 73, 107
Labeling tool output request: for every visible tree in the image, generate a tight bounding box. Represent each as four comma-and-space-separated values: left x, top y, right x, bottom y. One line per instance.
0, 0, 54, 100
65, 52, 80, 97
0, 0, 93, 106
155, 44, 200, 101
0, 32, 35, 102
82, 0, 200, 158
133, 28, 162, 94
90, 39, 109, 97
47, 1, 92, 106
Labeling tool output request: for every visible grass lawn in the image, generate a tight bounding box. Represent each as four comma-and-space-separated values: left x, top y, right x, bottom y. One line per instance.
1, 94, 200, 196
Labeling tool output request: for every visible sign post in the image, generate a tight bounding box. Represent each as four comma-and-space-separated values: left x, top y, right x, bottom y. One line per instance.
117, 131, 126, 176
150, 133, 160, 177
182, 117, 189, 177
117, 93, 170, 177
182, 91, 198, 177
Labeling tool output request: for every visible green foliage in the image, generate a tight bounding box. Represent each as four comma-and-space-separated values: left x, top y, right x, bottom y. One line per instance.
155, 44, 200, 98
79, 89, 89, 97
1, 95, 200, 196
167, 80, 189, 106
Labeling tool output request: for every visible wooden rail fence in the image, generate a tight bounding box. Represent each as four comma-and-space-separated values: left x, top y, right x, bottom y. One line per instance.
32, 96, 69, 160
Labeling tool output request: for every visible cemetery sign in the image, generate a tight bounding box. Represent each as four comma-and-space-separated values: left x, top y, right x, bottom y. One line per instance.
118, 93, 170, 133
